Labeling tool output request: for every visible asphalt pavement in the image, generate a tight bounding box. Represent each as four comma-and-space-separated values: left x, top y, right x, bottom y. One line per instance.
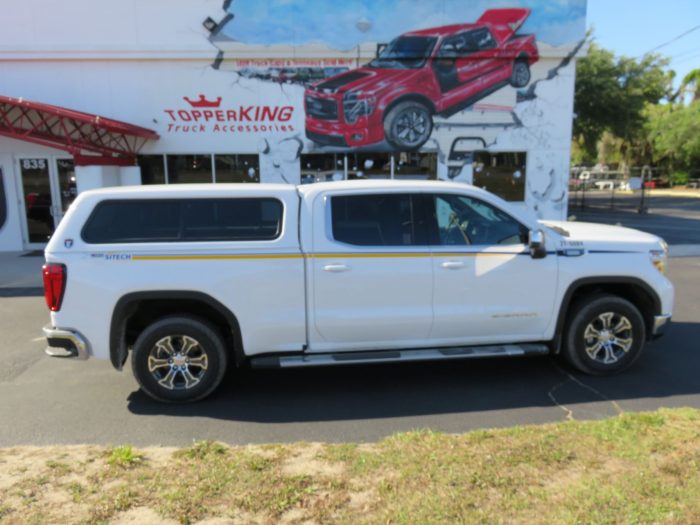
572, 193, 700, 245
1, 257, 698, 447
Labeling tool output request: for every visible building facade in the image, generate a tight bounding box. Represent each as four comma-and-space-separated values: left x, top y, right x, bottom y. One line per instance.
0, 0, 586, 251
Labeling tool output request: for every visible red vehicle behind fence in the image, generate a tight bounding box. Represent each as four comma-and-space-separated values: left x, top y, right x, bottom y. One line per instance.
304, 8, 538, 151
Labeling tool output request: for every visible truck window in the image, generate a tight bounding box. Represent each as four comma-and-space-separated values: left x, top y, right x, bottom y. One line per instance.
331, 193, 426, 246
81, 198, 283, 244
438, 28, 496, 58
429, 194, 527, 246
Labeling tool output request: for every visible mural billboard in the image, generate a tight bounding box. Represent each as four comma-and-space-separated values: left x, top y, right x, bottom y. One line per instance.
155, 0, 586, 218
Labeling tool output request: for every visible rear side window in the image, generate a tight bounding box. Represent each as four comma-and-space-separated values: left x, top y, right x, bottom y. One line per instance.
81, 198, 283, 243
330, 193, 427, 246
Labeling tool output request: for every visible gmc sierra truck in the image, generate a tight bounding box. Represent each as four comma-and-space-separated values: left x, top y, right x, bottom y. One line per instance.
42, 180, 673, 402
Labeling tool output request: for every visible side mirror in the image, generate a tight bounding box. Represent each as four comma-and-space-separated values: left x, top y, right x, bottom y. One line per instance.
529, 229, 547, 259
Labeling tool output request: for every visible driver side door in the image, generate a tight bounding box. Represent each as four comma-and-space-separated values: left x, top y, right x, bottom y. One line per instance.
428, 193, 558, 346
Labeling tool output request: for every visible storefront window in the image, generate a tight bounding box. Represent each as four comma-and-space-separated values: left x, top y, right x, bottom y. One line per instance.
215, 155, 259, 183
300, 154, 345, 184
0, 168, 6, 231
347, 153, 391, 180
472, 152, 526, 201
138, 155, 166, 185
394, 152, 437, 180
167, 155, 213, 184
56, 159, 77, 214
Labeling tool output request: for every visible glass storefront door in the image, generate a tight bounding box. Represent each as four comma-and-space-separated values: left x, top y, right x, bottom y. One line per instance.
17, 157, 76, 247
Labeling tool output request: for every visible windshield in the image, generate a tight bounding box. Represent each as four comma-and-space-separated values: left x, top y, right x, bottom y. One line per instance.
368, 36, 437, 69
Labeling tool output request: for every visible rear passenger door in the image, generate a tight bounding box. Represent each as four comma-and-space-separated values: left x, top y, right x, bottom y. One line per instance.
308, 191, 433, 352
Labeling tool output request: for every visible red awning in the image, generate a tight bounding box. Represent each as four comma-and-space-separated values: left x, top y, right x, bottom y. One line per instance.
0, 95, 159, 166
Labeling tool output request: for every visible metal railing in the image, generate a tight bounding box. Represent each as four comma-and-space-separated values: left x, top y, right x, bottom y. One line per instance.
569, 166, 665, 213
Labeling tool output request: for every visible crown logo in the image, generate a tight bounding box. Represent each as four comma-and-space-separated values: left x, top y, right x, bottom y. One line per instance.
183, 94, 222, 108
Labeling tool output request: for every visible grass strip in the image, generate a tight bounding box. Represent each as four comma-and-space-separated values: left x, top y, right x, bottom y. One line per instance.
0, 407, 698, 524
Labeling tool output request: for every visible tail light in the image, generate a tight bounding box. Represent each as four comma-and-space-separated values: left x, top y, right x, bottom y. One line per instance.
42, 263, 67, 311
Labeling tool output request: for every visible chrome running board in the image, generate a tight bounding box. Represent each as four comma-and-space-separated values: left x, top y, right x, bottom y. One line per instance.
250, 343, 549, 369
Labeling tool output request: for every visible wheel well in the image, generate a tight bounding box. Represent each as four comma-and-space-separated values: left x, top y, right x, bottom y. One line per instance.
383, 94, 436, 121
110, 292, 244, 370
516, 52, 529, 62
554, 279, 660, 352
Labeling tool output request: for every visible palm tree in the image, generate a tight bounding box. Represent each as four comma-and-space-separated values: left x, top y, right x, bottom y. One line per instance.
679, 69, 700, 103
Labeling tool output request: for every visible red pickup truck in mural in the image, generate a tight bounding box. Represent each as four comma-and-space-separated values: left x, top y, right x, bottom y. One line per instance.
304, 8, 538, 151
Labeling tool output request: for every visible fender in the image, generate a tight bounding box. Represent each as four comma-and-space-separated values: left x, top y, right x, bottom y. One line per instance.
551, 276, 662, 352
109, 290, 245, 370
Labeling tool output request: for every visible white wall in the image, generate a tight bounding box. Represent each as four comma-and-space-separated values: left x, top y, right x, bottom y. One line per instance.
0, 0, 223, 56
0, 0, 584, 252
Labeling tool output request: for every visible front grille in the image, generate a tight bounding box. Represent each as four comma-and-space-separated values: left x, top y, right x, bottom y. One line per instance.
305, 130, 348, 147
305, 95, 338, 120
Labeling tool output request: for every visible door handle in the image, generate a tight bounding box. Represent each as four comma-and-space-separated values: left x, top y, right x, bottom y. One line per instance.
440, 260, 465, 270
323, 264, 350, 273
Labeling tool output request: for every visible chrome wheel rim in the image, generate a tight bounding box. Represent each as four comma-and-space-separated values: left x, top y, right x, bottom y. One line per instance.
394, 109, 429, 147
583, 312, 633, 365
147, 335, 209, 390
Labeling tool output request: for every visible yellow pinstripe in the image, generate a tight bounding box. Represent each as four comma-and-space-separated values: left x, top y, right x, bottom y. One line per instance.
130, 251, 522, 261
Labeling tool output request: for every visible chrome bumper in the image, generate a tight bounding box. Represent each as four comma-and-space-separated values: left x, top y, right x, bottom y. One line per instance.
43, 324, 89, 360
652, 314, 672, 337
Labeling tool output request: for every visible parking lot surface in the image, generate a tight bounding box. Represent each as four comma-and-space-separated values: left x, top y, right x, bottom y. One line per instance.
1, 256, 698, 447
573, 193, 700, 245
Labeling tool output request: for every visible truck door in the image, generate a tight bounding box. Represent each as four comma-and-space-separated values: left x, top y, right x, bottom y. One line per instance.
427, 192, 558, 344
434, 28, 499, 108
307, 190, 434, 352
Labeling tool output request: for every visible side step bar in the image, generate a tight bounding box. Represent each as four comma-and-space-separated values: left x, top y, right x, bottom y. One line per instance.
250, 343, 549, 369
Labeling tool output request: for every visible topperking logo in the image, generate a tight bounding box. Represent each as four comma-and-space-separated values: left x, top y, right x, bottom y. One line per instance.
163, 94, 296, 134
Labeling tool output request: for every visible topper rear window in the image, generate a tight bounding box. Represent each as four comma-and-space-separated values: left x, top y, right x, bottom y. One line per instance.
81, 198, 283, 244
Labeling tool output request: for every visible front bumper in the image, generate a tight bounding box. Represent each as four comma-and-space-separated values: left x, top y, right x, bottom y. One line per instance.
43, 324, 89, 360
652, 314, 672, 338
305, 114, 385, 148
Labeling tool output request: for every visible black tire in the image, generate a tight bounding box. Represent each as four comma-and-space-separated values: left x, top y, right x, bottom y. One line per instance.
383, 101, 433, 151
562, 294, 646, 375
510, 59, 531, 88
131, 316, 228, 403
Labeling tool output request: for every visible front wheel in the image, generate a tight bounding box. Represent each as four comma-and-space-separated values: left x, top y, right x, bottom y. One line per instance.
562, 295, 646, 375
131, 316, 228, 403
383, 101, 433, 151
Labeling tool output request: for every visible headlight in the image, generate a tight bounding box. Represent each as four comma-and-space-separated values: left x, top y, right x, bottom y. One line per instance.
650, 239, 668, 274
343, 91, 375, 123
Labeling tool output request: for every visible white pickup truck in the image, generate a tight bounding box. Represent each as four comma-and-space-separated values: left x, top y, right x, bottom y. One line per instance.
42, 180, 673, 402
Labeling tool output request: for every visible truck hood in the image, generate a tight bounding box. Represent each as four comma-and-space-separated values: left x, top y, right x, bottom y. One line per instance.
310, 67, 420, 95
540, 220, 663, 251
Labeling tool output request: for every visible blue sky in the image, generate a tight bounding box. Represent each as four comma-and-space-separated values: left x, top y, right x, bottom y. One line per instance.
587, 0, 700, 88
223, 0, 587, 48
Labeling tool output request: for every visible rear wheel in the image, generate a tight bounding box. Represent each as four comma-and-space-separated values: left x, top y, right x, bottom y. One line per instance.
131, 316, 228, 403
562, 294, 646, 375
384, 101, 433, 151
510, 59, 531, 88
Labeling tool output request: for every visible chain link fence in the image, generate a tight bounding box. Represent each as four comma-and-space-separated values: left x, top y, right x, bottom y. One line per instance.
568, 166, 670, 213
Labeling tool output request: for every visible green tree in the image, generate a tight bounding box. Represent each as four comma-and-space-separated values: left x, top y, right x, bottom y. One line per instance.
644, 101, 700, 170
573, 43, 673, 163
